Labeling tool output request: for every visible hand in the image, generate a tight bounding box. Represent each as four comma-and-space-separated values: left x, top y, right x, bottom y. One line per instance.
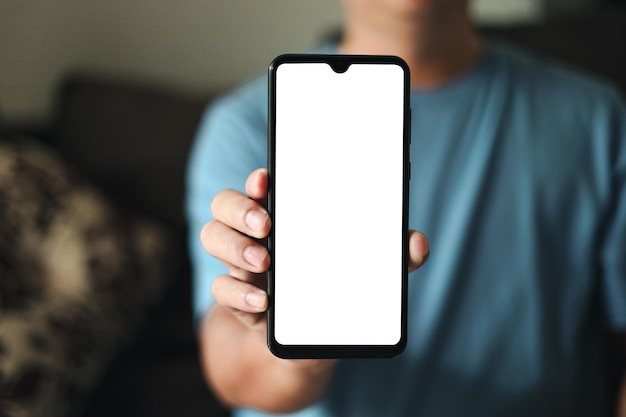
200, 168, 430, 412
201, 168, 272, 337
201, 168, 430, 339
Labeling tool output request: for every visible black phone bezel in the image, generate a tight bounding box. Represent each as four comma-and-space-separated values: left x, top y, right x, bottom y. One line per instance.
267, 54, 411, 359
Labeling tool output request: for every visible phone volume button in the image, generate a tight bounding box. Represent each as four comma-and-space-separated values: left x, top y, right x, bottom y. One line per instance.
408, 161, 411, 181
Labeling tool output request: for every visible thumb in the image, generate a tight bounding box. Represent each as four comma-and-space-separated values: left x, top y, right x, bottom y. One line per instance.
408, 230, 429, 272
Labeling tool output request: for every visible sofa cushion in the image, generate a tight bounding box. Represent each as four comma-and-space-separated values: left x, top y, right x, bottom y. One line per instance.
0, 137, 174, 417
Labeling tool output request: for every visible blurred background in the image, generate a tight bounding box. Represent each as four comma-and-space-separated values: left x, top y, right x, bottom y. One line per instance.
1, 0, 623, 126
0, 1, 624, 417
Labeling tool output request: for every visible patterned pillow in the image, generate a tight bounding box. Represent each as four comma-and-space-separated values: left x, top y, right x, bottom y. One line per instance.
0, 138, 174, 417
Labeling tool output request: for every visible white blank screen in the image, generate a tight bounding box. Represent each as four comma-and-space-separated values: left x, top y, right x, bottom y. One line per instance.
274, 62, 405, 346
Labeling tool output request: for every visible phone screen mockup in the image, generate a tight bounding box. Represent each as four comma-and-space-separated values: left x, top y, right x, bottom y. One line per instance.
267, 55, 410, 358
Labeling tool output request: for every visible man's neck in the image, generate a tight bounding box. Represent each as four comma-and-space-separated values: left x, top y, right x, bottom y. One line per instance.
339, 11, 483, 89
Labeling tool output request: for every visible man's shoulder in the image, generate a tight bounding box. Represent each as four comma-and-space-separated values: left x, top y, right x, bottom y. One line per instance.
489, 39, 623, 108
208, 73, 268, 122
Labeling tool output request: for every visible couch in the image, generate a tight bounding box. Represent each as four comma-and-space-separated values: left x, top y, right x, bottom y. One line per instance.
0, 74, 228, 417
0, 6, 624, 417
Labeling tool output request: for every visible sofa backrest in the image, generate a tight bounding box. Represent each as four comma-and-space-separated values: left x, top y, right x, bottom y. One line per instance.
47, 74, 215, 235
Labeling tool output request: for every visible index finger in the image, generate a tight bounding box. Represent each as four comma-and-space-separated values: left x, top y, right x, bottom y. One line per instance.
210, 190, 271, 240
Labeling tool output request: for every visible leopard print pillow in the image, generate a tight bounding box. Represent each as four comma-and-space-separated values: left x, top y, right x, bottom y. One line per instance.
0, 138, 173, 417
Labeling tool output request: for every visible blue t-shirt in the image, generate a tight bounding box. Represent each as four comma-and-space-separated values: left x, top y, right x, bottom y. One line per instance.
186, 40, 626, 417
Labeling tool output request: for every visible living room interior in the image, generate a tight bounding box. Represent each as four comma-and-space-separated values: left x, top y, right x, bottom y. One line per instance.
1, 1, 625, 416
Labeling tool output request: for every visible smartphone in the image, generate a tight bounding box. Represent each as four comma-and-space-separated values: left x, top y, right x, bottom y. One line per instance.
267, 54, 410, 358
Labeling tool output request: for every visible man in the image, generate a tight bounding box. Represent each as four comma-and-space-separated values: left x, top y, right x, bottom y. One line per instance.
186, 0, 626, 415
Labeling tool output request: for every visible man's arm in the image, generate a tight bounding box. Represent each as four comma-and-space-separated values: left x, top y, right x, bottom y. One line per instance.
199, 305, 336, 413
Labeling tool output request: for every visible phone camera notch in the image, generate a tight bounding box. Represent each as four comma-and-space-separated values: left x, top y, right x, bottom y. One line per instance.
329, 59, 351, 74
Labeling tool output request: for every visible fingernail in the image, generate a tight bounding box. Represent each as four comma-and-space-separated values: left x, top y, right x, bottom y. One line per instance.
245, 209, 268, 232
243, 246, 267, 267
245, 291, 267, 309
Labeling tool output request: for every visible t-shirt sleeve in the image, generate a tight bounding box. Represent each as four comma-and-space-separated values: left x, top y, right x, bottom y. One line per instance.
186, 86, 267, 326
600, 92, 626, 332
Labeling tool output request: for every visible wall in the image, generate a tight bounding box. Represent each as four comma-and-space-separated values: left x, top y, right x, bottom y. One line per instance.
471, 0, 544, 24
0, 0, 343, 123
0, 0, 593, 124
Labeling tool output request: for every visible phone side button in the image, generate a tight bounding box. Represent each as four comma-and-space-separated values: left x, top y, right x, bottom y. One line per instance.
408, 109, 412, 145
408, 161, 411, 181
